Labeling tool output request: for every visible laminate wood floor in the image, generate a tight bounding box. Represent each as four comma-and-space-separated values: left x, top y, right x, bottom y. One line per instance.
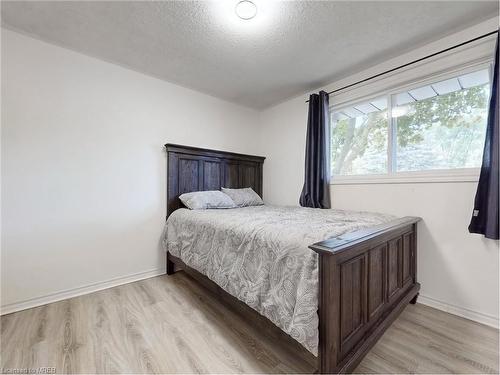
1, 272, 498, 374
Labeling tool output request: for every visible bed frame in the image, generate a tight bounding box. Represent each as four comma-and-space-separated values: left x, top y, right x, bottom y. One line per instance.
164, 143, 421, 374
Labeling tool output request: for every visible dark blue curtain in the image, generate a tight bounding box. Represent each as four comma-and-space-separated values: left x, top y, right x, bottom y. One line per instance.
299, 91, 331, 209
469, 34, 499, 240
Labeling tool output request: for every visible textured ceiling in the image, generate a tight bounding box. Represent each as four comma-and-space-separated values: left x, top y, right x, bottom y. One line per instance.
1, 1, 498, 109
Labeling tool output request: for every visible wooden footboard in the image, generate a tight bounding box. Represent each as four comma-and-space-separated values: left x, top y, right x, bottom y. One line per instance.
166, 217, 420, 373
310, 216, 421, 374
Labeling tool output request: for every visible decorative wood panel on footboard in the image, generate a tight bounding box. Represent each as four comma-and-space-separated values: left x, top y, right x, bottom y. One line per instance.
310, 217, 421, 374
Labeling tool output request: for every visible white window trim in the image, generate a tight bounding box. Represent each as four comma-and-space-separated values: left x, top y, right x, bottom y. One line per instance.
331, 168, 480, 185
331, 59, 493, 111
329, 56, 493, 185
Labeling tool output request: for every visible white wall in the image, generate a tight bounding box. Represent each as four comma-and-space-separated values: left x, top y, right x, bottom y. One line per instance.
2, 19, 499, 328
1, 29, 261, 313
258, 19, 499, 327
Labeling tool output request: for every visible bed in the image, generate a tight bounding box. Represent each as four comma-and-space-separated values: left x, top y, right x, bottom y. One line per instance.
164, 144, 421, 374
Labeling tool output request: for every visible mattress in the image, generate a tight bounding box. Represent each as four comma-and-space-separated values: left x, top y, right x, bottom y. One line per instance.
164, 205, 395, 355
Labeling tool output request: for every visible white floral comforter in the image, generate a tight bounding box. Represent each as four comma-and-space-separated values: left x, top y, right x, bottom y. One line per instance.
164, 205, 394, 355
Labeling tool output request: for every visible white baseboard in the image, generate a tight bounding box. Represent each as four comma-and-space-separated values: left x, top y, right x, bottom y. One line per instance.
1, 268, 165, 316
418, 294, 499, 329
3, 273, 498, 331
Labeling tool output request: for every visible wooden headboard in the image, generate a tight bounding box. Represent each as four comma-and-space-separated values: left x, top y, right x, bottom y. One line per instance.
165, 144, 265, 218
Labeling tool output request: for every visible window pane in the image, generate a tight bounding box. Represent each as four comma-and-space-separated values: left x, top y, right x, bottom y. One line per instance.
331, 97, 388, 175
394, 69, 490, 172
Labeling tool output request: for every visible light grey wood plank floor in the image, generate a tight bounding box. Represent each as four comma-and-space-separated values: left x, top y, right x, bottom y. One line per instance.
1, 272, 498, 374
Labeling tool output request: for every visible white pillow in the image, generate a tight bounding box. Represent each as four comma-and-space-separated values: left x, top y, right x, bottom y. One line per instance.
179, 191, 236, 210
221, 187, 264, 207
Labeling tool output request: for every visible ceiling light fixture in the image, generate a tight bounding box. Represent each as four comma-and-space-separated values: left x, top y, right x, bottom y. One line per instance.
235, 0, 257, 20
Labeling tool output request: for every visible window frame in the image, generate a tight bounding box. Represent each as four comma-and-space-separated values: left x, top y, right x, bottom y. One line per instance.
330, 60, 493, 185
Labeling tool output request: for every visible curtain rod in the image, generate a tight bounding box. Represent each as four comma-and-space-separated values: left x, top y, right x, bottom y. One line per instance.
305, 29, 498, 103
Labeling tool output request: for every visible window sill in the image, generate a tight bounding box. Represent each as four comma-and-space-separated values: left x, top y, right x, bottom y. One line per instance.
330, 169, 480, 185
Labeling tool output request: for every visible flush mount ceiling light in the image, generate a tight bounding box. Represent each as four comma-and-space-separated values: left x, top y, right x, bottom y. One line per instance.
235, 0, 257, 20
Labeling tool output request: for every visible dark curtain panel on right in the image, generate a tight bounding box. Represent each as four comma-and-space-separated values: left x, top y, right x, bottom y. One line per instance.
469, 34, 499, 240
299, 90, 331, 209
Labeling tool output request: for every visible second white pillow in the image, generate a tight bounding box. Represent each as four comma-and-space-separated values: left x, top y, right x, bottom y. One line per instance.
221, 187, 264, 207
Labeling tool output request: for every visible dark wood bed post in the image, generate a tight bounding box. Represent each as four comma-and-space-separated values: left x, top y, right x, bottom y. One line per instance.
311, 217, 421, 374
165, 144, 422, 374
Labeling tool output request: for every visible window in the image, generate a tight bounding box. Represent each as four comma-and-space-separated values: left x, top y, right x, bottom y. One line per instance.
331, 97, 388, 175
331, 67, 491, 182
